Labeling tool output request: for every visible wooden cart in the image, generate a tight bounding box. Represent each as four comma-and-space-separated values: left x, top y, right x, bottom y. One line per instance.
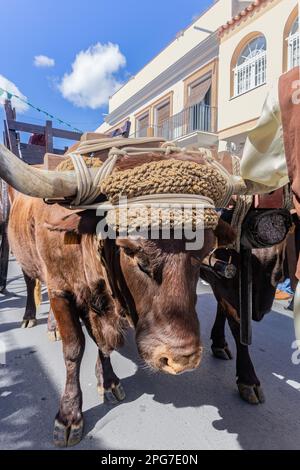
0, 99, 83, 292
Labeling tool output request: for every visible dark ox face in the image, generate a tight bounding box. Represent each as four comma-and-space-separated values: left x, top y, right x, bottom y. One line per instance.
116, 230, 216, 375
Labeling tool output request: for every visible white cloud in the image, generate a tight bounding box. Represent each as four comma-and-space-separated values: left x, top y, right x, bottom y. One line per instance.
34, 55, 55, 68
59, 42, 126, 109
0, 75, 28, 113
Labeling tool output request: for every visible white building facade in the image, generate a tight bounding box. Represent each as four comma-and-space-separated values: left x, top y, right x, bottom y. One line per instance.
97, 0, 299, 155
218, 0, 299, 154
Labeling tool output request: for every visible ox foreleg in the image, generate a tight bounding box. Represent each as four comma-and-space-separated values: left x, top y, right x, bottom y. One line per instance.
21, 270, 37, 328
211, 304, 233, 360
225, 312, 265, 405
50, 295, 85, 447
95, 351, 125, 404
80, 312, 126, 405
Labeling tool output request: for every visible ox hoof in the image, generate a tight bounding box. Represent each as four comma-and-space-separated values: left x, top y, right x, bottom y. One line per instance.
48, 329, 61, 342
53, 418, 84, 447
212, 345, 233, 360
98, 382, 126, 405
237, 383, 265, 405
21, 319, 37, 329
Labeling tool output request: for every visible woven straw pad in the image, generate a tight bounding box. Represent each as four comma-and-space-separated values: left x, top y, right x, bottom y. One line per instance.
101, 159, 223, 232
58, 156, 224, 231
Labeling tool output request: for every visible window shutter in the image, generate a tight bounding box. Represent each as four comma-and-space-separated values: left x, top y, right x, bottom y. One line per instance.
188, 76, 212, 107
156, 101, 170, 127
138, 113, 149, 129
137, 113, 149, 137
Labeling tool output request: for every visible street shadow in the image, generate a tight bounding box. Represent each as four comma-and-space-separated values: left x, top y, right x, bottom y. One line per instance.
0, 318, 48, 334
0, 284, 49, 335
0, 295, 31, 312
5, 274, 23, 286
2, 284, 300, 450
0, 346, 60, 449
81, 293, 300, 450
0, 289, 48, 312
0, 344, 116, 450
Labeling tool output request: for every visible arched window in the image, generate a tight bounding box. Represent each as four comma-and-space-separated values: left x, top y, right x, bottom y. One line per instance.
287, 17, 299, 70
233, 35, 267, 97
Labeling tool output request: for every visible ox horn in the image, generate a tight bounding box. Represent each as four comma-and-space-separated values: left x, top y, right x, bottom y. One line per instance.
0, 143, 78, 199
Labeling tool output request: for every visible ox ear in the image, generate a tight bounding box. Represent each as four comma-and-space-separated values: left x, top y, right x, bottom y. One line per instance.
45, 209, 100, 235
213, 219, 237, 246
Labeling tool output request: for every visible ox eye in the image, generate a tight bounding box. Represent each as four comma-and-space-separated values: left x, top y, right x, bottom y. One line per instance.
137, 261, 151, 276
123, 247, 137, 257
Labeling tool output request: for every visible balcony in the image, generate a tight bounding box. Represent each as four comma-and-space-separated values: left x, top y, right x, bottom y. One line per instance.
233, 51, 267, 97
134, 103, 218, 148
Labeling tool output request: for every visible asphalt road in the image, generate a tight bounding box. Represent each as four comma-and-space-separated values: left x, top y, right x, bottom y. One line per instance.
1, 257, 300, 450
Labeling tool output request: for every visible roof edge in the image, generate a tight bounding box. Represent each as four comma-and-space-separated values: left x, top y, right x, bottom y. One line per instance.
218, 0, 270, 37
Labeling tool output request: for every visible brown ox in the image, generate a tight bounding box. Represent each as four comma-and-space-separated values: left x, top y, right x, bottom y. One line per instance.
1, 143, 235, 447
200, 152, 287, 404
13, 198, 284, 406
201, 240, 285, 404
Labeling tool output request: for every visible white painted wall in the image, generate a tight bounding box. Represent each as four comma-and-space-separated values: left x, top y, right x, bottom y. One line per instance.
108, 0, 231, 114
97, 0, 235, 133
218, 0, 298, 138
97, 81, 185, 135
98, 0, 298, 140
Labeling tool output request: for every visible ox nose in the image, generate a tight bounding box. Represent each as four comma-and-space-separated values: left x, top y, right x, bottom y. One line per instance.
157, 348, 202, 375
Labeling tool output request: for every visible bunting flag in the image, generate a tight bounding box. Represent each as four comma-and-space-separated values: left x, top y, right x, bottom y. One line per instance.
0, 86, 83, 133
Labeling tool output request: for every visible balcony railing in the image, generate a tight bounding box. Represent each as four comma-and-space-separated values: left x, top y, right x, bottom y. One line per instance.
233, 51, 267, 97
150, 103, 217, 141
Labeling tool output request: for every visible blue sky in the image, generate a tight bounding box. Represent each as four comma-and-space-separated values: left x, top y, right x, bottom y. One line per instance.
0, 0, 212, 145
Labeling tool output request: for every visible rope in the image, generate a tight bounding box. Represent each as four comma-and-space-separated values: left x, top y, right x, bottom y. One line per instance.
72, 136, 164, 156
71, 193, 216, 211
68, 191, 218, 233
198, 147, 234, 208
69, 149, 120, 205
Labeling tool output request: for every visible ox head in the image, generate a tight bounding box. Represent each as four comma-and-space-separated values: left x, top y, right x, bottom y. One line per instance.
113, 222, 236, 374
114, 235, 213, 374
68, 213, 235, 375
